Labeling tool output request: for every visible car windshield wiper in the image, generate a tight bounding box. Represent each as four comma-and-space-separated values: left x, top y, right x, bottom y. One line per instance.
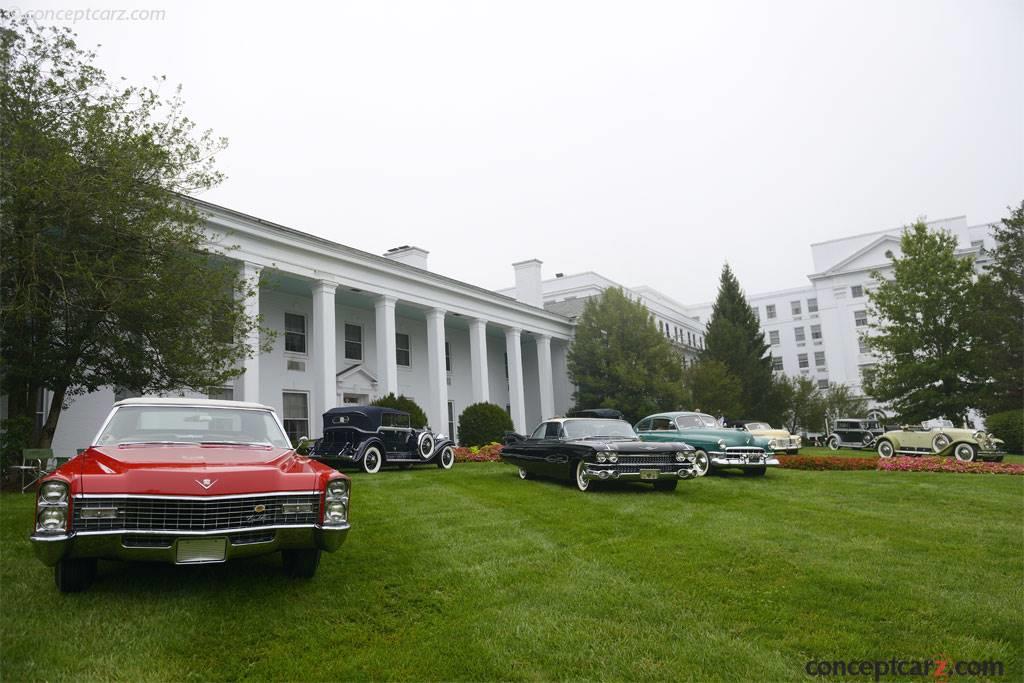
200, 440, 273, 447
117, 441, 201, 446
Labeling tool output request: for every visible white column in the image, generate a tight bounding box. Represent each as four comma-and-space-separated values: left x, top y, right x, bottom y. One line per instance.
239, 262, 262, 402
426, 308, 448, 434
312, 280, 337, 436
374, 295, 397, 397
535, 334, 554, 421
469, 318, 490, 404
505, 327, 526, 433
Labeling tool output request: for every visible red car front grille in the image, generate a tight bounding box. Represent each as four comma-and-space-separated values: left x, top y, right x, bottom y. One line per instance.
72, 494, 320, 532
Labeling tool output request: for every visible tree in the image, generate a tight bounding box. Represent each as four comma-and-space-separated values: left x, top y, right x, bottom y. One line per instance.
972, 201, 1023, 414
371, 394, 428, 429
820, 384, 869, 430
0, 14, 265, 448
778, 375, 820, 434
863, 221, 982, 424
701, 264, 779, 422
567, 287, 686, 423
682, 360, 743, 420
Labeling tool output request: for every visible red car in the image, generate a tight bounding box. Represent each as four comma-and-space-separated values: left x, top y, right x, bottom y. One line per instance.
30, 398, 351, 592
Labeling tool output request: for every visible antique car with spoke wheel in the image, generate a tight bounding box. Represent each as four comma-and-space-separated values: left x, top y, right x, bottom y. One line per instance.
874, 419, 1006, 462
308, 406, 455, 473
29, 398, 351, 593
501, 418, 699, 491
636, 412, 778, 476
825, 418, 885, 451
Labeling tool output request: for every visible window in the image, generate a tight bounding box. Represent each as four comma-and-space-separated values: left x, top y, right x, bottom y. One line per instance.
396, 332, 411, 366
798, 353, 809, 369
794, 327, 805, 342
752, 306, 759, 321
814, 351, 826, 367
854, 310, 868, 327
807, 298, 818, 313
851, 285, 864, 298
971, 239, 984, 249
207, 386, 234, 401
769, 330, 780, 345
771, 356, 784, 371
282, 391, 309, 444
284, 313, 306, 354
344, 323, 362, 360
445, 342, 452, 373
817, 379, 829, 390
859, 363, 876, 383
810, 324, 822, 340
766, 304, 777, 319
544, 422, 562, 438
791, 300, 801, 316
447, 400, 456, 441
504, 352, 509, 381
859, 337, 871, 353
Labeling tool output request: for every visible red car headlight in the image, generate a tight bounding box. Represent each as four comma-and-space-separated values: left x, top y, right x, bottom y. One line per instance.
323, 479, 349, 525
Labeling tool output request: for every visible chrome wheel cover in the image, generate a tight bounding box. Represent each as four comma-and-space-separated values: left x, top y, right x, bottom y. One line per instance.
693, 450, 710, 476
932, 434, 950, 453
877, 441, 894, 458
827, 437, 839, 450
954, 444, 975, 462
518, 467, 528, 480
575, 460, 589, 491
418, 433, 435, 459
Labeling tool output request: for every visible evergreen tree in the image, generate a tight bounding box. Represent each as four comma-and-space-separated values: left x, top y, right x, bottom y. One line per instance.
701, 264, 778, 422
567, 288, 686, 423
972, 201, 1023, 414
863, 222, 982, 423
683, 360, 743, 419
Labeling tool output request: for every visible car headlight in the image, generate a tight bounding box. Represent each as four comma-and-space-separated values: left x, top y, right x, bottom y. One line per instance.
972, 431, 982, 440
324, 500, 347, 524
768, 439, 778, 449
717, 439, 726, 449
36, 507, 66, 532
39, 481, 68, 504
327, 479, 348, 500
596, 453, 606, 463
675, 451, 686, 462
608, 454, 618, 464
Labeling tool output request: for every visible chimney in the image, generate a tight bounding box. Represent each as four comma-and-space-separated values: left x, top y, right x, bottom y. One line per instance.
512, 259, 543, 307
383, 245, 429, 270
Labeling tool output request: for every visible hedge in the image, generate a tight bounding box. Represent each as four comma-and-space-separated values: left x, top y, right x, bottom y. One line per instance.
457, 402, 514, 447
985, 409, 1023, 454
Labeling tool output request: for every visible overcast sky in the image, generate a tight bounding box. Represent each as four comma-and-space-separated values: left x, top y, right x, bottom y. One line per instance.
19, 0, 1024, 303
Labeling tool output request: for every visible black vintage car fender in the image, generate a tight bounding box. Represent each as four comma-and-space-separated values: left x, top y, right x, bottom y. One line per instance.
355, 437, 386, 463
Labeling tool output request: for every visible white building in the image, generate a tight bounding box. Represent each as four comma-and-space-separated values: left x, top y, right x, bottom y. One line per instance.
12, 205, 997, 458
34, 198, 575, 458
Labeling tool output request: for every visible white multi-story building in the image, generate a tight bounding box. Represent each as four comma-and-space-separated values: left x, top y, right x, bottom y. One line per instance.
9, 205, 997, 459
24, 198, 576, 458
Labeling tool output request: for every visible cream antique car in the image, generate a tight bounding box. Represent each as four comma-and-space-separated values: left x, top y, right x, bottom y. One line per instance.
725, 420, 801, 455
874, 419, 1006, 462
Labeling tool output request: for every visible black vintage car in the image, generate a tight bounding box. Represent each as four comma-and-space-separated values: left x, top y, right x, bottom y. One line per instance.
308, 406, 455, 474
826, 418, 885, 450
501, 417, 699, 492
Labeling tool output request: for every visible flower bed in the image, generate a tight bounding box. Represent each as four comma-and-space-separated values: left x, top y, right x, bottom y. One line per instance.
454, 443, 503, 463
877, 456, 1024, 475
777, 455, 878, 471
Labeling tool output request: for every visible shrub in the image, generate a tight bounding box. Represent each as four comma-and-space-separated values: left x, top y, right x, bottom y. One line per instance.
371, 393, 428, 429
877, 456, 1024, 475
454, 443, 503, 462
776, 456, 877, 471
985, 409, 1023, 454
458, 402, 514, 447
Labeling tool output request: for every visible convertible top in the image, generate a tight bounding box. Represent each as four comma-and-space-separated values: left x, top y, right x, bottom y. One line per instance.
321, 405, 409, 431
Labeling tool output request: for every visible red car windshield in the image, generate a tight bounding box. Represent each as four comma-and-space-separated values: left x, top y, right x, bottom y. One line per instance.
95, 405, 292, 449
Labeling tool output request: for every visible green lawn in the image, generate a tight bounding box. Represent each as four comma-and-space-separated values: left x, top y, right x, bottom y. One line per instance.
2, 464, 1022, 681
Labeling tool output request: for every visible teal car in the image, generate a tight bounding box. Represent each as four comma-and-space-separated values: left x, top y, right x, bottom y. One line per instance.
636, 411, 779, 476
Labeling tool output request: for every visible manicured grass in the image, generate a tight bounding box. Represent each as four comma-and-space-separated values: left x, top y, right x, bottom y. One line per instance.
2, 464, 1022, 681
